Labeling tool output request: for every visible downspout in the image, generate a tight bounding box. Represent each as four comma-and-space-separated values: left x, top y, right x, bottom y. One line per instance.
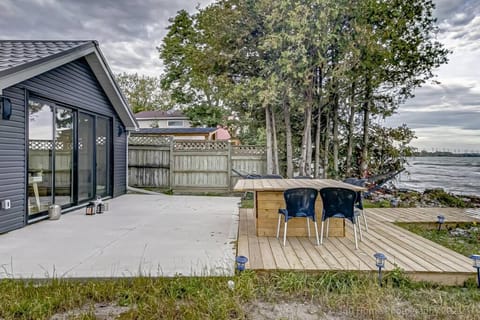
126, 130, 129, 190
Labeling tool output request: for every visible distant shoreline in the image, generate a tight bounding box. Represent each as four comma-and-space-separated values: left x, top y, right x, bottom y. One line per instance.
413, 152, 480, 157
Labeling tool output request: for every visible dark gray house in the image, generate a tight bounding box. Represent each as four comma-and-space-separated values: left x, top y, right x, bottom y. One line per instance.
0, 41, 137, 233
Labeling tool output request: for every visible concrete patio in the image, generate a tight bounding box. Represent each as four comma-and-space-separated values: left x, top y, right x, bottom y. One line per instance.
0, 194, 240, 279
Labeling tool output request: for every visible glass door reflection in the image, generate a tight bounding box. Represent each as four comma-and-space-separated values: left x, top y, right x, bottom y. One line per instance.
28, 99, 53, 215
54, 107, 74, 207
96, 117, 111, 197
78, 113, 95, 202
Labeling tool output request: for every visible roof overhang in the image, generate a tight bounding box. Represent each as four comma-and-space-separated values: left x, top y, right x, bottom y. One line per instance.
0, 41, 138, 130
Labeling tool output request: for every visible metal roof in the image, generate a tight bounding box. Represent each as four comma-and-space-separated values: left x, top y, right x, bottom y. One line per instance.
0, 40, 138, 130
0, 40, 92, 76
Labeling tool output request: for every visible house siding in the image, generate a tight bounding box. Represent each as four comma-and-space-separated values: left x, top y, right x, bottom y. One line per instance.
0, 86, 27, 233
0, 57, 128, 233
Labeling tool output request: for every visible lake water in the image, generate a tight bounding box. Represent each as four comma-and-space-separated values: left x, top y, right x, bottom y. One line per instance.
395, 157, 480, 196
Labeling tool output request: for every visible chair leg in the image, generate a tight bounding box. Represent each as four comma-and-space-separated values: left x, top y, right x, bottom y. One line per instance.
314, 221, 320, 246
362, 210, 369, 232
276, 215, 281, 239
326, 219, 330, 238
307, 219, 311, 238
320, 220, 324, 245
357, 216, 363, 241
353, 223, 358, 250
283, 221, 288, 247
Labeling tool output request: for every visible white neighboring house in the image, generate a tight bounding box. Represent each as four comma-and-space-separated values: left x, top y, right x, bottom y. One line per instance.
135, 110, 191, 129
134, 110, 232, 141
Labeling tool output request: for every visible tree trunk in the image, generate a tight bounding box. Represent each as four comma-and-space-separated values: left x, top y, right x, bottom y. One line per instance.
283, 97, 293, 178
302, 88, 313, 176
314, 68, 323, 178
265, 104, 273, 174
360, 77, 372, 178
332, 90, 339, 178
323, 110, 330, 179
271, 108, 280, 175
345, 83, 356, 177
314, 107, 322, 178
306, 112, 312, 176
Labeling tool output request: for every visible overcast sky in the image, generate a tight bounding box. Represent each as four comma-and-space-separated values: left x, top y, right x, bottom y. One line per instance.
0, 0, 478, 152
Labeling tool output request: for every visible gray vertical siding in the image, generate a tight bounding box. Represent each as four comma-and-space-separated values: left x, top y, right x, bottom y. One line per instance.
0, 86, 27, 233
0, 57, 128, 233
113, 125, 127, 197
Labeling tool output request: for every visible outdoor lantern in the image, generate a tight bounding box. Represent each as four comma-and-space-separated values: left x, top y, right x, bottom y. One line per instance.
117, 124, 125, 137
470, 254, 480, 288
86, 203, 96, 215
0, 96, 12, 120
437, 215, 445, 231
97, 203, 105, 214
236, 255, 248, 272
374, 252, 387, 287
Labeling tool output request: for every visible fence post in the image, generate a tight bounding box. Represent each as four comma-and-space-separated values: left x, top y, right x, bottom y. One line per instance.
169, 138, 174, 190
227, 140, 232, 191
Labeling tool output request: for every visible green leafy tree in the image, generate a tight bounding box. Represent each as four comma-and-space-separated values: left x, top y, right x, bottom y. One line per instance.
183, 105, 226, 127
116, 73, 169, 113
158, 0, 448, 178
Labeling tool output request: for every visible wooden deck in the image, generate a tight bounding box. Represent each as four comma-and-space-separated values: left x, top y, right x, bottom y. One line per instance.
237, 207, 480, 285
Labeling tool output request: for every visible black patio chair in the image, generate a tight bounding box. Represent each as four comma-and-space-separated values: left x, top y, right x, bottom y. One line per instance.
343, 177, 368, 233
319, 187, 359, 249
277, 188, 319, 247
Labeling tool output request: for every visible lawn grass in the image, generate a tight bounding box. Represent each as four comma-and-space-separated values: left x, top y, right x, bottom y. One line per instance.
240, 199, 254, 208
397, 222, 480, 257
1, 271, 479, 319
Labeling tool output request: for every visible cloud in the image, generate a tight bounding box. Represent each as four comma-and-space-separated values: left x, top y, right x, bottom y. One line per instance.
398, 82, 480, 112
385, 0, 480, 150
386, 109, 480, 130
407, 126, 480, 151
0, 0, 214, 76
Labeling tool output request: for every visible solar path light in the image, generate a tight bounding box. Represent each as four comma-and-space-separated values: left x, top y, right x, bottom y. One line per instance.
437, 215, 445, 231
374, 253, 387, 287
236, 256, 248, 272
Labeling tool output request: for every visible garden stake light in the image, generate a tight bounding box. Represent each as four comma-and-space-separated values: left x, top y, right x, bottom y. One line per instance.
374, 253, 387, 287
470, 254, 480, 288
236, 256, 248, 272
437, 215, 445, 231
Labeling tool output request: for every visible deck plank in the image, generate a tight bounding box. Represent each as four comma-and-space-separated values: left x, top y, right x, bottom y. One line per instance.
267, 237, 290, 269
299, 238, 331, 270
258, 237, 276, 269
288, 237, 317, 269
282, 239, 304, 269
246, 208, 264, 269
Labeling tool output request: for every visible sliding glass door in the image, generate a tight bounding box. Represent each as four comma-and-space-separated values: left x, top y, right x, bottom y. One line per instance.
28, 96, 113, 218
28, 99, 54, 215
54, 107, 74, 207
78, 113, 95, 202
96, 117, 111, 197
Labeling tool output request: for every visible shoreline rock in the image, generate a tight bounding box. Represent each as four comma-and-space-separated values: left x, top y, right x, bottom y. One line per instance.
365, 187, 480, 208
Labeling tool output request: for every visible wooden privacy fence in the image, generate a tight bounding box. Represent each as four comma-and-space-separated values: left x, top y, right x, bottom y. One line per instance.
128, 135, 267, 192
